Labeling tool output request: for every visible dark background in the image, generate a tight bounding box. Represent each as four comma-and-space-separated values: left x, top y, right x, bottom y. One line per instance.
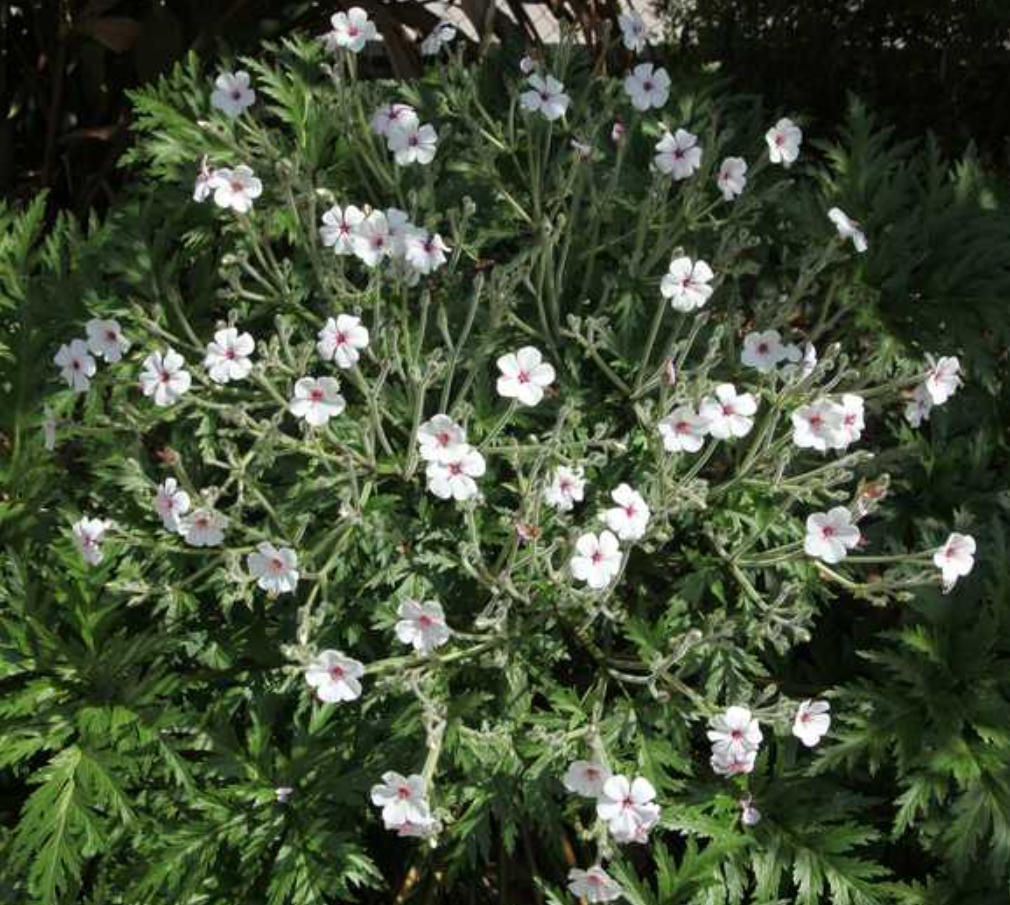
3, 0, 1009, 214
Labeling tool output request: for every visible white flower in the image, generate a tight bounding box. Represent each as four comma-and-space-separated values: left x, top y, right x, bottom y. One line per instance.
708, 706, 763, 758
618, 9, 649, 52
570, 530, 622, 590
42, 407, 57, 451
660, 256, 714, 312
305, 650, 364, 703
740, 800, 762, 826
711, 746, 757, 776
417, 414, 467, 463
700, 384, 757, 439
72, 517, 111, 565
387, 120, 438, 166
370, 772, 429, 827
741, 330, 787, 373
611, 120, 627, 144
791, 399, 844, 451
519, 55, 536, 75
288, 376, 346, 427
370, 103, 417, 137
180, 508, 228, 547
836, 393, 865, 447
393, 811, 440, 838
602, 484, 650, 542
793, 700, 831, 748
274, 786, 294, 804
717, 156, 747, 200
933, 532, 976, 591
596, 775, 661, 845
404, 230, 450, 274
766, 117, 802, 167
247, 542, 300, 596
351, 209, 392, 267
567, 866, 624, 903
562, 760, 612, 798
85, 318, 130, 363
545, 466, 586, 512
204, 328, 255, 384
828, 207, 868, 253
319, 204, 366, 254
623, 63, 669, 111
426, 445, 486, 501
395, 599, 451, 654
322, 6, 378, 53
193, 159, 216, 202
420, 22, 456, 56
781, 341, 818, 380
139, 349, 192, 407
54, 339, 97, 392
153, 477, 191, 532
496, 346, 555, 407
904, 382, 933, 427
804, 507, 860, 564
317, 315, 369, 369
654, 129, 702, 180
520, 74, 570, 121
924, 355, 962, 405
658, 405, 709, 453
210, 70, 255, 118
211, 165, 262, 213
383, 208, 416, 258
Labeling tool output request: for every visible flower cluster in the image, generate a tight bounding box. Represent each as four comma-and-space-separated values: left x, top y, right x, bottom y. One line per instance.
564, 760, 661, 844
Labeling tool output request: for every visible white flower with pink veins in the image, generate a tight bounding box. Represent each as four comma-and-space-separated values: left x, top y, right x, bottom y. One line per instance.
924, 355, 962, 405
544, 465, 586, 512
317, 315, 369, 369
707, 706, 763, 759
210, 165, 262, 213
139, 348, 192, 407
562, 760, 612, 799
570, 530, 623, 590
370, 772, 429, 827
72, 517, 112, 566
804, 507, 861, 564
319, 204, 365, 255
417, 414, 467, 463
321, 6, 378, 53
793, 700, 832, 748
204, 327, 255, 384
766, 117, 802, 167
699, 384, 757, 439
305, 650, 365, 703
602, 483, 651, 542
658, 404, 709, 453
247, 542, 299, 596
210, 70, 255, 118
288, 376, 346, 427
54, 339, 97, 393
567, 866, 624, 903
654, 129, 702, 180
153, 477, 191, 532
933, 532, 976, 591
596, 775, 661, 844
660, 256, 714, 312
395, 599, 451, 654
85, 318, 130, 363
496, 346, 556, 407
425, 445, 486, 501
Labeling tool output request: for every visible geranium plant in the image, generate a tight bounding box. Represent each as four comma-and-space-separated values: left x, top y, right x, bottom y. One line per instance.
0, 12, 998, 905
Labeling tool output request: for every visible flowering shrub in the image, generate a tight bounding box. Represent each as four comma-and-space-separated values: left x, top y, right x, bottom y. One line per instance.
1, 19, 1007, 905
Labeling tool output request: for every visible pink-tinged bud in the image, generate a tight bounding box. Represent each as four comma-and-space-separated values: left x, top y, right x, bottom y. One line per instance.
665, 359, 677, 387
611, 120, 626, 143
519, 55, 535, 75
516, 522, 540, 542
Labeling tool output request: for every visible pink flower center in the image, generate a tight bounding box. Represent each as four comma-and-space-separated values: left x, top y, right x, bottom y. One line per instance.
270, 557, 285, 572
757, 343, 768, 354
329, 665, 345, 681
730, 729, 743, 740
196, 516, 209, 529
448, 462, 462, 476
408, 135, 419, 147
106, 330, 117, 342
800, 712, 811, 723
675, 420, 689, 433
159, 370, 172, 384
335, 332, 347, 345
225, 348, 236, 359
310, 388, 325, 402
396, 785, 411, 799
586, 767, 598, 779
540, 92, 550, 102
822, 526, 836, 538
622, 797, 634, 809
437, 431, 451, 446
673, 149, 684, 159
418, 614, 433, 628
722, 404, 735, 416
775, 134, 785, 146
517, 370, 530, 384
643, 80, 654, 91
230, 181, 244, 193
231, 90, 242, 100
591, 551, 603, 564
348, 25, 359, 37
624, 505, 636, 518
809, 414, 823, 429
72, 360, 81, 370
